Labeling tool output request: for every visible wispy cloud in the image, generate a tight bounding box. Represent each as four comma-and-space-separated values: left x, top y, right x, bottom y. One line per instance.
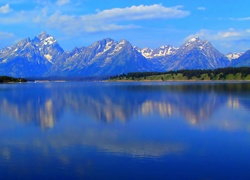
0, 31, 14, 39
89, 4, 190, 21
197, 7, 206, 11
218, 31, 240, 38
230, 17, 250, 21
187, 28, 249, 40
39, 4, 190, 34
0, 3, 190, 34
0, 4, 12, 14
56, 0, 70, 6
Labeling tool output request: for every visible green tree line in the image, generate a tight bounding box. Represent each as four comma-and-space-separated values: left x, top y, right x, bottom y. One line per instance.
0, 76, 26, 83
110, 67, 250, 81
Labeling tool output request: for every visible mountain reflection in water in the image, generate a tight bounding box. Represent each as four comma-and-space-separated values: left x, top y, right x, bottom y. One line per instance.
1, 82, 250, 179
0, 82, 250, 127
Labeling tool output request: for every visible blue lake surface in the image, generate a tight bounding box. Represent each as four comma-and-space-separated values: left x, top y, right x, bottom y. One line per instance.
0, 81, 250, 179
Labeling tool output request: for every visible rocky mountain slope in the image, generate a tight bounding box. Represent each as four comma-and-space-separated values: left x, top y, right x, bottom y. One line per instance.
0, 32, 248, 78
161, 37, 230, 70
0, 31, 64, 77
230, 50, 250, 67
49, 38, 150, 76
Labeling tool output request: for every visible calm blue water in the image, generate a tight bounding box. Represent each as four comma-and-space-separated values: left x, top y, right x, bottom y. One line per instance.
0, 81, 250, 179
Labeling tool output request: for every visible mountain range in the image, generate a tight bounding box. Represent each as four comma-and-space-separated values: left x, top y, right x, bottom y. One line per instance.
0, 31, 249, 78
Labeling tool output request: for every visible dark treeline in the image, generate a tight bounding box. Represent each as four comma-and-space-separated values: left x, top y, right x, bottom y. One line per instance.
110, 67, 250, 80
110, 72, 167, 79
0, 76, 26, 83
177, 67, 250, 79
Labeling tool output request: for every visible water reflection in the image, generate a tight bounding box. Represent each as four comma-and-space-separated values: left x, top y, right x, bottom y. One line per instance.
0, 82, 250, 127
0, 82, 250, 179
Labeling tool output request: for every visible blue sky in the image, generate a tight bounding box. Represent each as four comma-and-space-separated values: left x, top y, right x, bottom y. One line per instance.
0, 0, 250, 54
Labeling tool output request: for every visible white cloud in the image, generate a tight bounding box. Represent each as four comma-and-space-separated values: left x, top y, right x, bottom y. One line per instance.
186, 29, 250, 41
0, 31, 14, 39
0, 4, 12, 14
56, 0, 70, 6
197, 7, 206, 11
218, 31, 240, 38
43, 11, 139, 33
46, 4, 189, 33
85, 24, 139, 33
0, 3, 189, 35
230, 17, 250, 21
89, 4, 190, 21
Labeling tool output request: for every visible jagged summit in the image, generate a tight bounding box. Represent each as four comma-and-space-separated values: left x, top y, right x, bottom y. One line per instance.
37, 31, 49, 40
0, 32, 247, 78
182, 37, 209, 49
136, 45, 176, 59
119, 39, 129, 44
34, 31, 57, 46
39, 30, 47, 35
165, 37, 230, 70
0, 32, 65, 77
189, 37, 205, 43
188, 37, 200, 42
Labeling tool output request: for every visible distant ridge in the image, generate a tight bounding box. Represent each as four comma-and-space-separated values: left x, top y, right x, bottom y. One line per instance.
0, 32, 249, 78
231, 50, 250, 67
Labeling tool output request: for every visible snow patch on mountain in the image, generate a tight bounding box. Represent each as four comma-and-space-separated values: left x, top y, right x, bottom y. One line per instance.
0, 32, 246, 78
1, 59, 7, 63
137, 48, 153, 58
104, 41, 113, 51
96, 40, 116, 56
119, 39, 126, 45
136, 45, 176, 59
44, 54, 53, 63
226, 52, 243, 61
188, 37, 200, 42
114, 41, 125, 52
43, 36, 57, 46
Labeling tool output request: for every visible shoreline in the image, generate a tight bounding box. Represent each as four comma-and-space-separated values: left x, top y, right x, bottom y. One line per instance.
107, 79, 250, 82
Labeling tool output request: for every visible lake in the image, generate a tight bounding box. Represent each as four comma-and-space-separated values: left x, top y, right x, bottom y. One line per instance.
0, 81, 250, 179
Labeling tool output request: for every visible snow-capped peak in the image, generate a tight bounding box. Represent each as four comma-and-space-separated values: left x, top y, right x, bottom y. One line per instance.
184, 37, 203, 47
119, 39, 128, 45
36, 31, 57, 46
188, 37, 200, 42
37, 31, 49, 41
39, 31, 47, 35
136, 45, 176, 59
226, 52, 243, 61
182, 37, 211, 51
139, 48, 154, 58
95, 40, 116, 56
43, 36, 57, 46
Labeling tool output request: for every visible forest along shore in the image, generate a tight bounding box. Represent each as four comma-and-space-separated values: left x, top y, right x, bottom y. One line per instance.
109, 67, 250, 81
0, 76, 26, 83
